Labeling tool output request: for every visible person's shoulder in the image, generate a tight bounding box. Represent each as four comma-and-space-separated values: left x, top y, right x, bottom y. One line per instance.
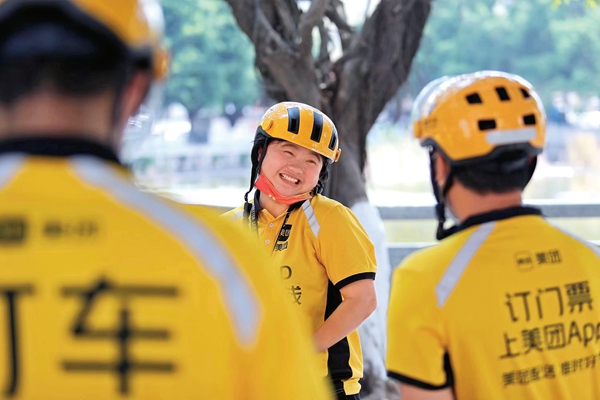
220, 203, 246, 223
309, 194, 350, 219
543, 221, 600, 258
179, 203, 244, 221
396, 230, 474, 277
310, 193, 341, 209
172, 202, 253, 245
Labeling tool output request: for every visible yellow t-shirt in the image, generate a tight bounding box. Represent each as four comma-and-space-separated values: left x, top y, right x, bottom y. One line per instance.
387, 207, 600, 400
0, 139, 332, 400
225, 194, 377, 396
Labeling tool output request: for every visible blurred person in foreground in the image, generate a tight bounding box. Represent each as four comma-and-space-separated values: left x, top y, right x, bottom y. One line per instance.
386, 71, 600, 400
224, 102, 377, 399
0, 0, 331, 398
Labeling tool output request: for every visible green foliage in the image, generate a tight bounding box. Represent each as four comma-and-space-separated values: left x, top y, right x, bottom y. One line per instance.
408, 0, 600, 103
160, 0, 259, 113
553, 0, 598, 6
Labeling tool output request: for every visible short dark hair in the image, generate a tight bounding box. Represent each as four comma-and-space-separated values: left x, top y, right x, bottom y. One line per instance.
0, 55, 129, 106
453, 152, 535, 195
0, 20, 131, 106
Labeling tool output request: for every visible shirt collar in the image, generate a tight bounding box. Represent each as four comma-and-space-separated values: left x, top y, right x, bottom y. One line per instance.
451, 206, 542, 235
0, 137, 122, 165
253, 190, 305, 216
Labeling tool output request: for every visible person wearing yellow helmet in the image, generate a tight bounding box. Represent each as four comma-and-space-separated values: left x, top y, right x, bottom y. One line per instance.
386, 71, 600, 400
224, 102, 377, 400
0, 1, 332, 399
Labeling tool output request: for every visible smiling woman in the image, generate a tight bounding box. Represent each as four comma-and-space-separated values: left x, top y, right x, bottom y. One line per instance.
223, 102, 378, 400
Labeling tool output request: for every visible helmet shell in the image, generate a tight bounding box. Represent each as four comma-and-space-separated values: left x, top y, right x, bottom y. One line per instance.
412, 71, 546, 165
258, 102, 341, 163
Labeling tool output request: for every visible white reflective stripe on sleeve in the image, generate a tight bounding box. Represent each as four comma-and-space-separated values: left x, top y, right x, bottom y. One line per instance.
70, 156, 260, 346
231, 211, 244, 222
485, 127, 536, 145
0, 154, 25, 189
552, 224, 600, 259
436, 222, 496, 308
302, 200, 320, 237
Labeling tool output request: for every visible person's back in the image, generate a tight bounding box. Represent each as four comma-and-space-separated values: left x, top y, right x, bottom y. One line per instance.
0, 0, 331, 398
0, 151, 329, 398
386, 71, 600, 400
390, 208, 600, 399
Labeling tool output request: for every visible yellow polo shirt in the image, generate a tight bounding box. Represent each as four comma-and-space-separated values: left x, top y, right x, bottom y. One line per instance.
225, 193, 377, 396
387, 207, 600, 400
0, 138, 331, 400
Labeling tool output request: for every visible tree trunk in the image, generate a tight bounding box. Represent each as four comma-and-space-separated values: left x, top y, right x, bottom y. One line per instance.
351, 201, 400, 400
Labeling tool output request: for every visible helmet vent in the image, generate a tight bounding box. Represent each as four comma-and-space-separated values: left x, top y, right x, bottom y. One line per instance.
520, 88, 531, 99
478, 119, 497, 131
287, 107, 300, 134
495, 87, 510, 101
466, 93, 482, 104
523, 114, 536, 125
310, 112, 324, 142
328, 127, 338, 151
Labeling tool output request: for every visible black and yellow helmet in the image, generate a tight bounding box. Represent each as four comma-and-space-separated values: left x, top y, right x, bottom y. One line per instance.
412, 71, 546, 165
257, 102, 341, 163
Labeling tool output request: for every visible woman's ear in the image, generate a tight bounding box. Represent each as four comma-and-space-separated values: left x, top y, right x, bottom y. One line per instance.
257, 147, 263, 162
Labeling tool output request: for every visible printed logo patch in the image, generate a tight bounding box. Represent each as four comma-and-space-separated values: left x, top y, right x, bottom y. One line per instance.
514, 251, 534, 271
0, 217, 27, 244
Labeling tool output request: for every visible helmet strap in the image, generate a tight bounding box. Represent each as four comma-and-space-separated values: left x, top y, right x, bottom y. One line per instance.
429, 149, 457, 240
524, 156, 537, 186
243, 139, 269, 224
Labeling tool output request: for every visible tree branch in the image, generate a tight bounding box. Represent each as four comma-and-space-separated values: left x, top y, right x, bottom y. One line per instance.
223, 0, 254, 35
363, 0, 372, 20
335, 0, 431, 132
272, 0, 300, 42
257, 9, 299, 57
225, 0, 321, 104
317, 20, 329, 63
298, 0, 329, 49
325, 0, 354, 51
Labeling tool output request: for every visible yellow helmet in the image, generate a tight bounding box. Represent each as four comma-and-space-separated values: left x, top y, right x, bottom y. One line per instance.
257, 102, 342, 163
412, 71, 546, 165
0, 0, 168, 80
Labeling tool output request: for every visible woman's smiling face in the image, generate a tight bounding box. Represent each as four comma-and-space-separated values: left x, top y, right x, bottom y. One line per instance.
260, 141, 324, 197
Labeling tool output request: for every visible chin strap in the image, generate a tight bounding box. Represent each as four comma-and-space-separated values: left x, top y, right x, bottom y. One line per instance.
429, 149, 457, 241
243, 140, 269, 226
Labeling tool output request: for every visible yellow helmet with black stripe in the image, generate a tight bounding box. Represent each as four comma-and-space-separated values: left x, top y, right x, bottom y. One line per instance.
0, 0, 168, 80
257, 102, 342, 163
412, 71, 546, 165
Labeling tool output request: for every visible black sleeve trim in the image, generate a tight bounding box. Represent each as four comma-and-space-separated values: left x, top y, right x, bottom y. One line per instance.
387, 371, 452, 390
335, 272, 376, 290
387, 352, 454, 391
